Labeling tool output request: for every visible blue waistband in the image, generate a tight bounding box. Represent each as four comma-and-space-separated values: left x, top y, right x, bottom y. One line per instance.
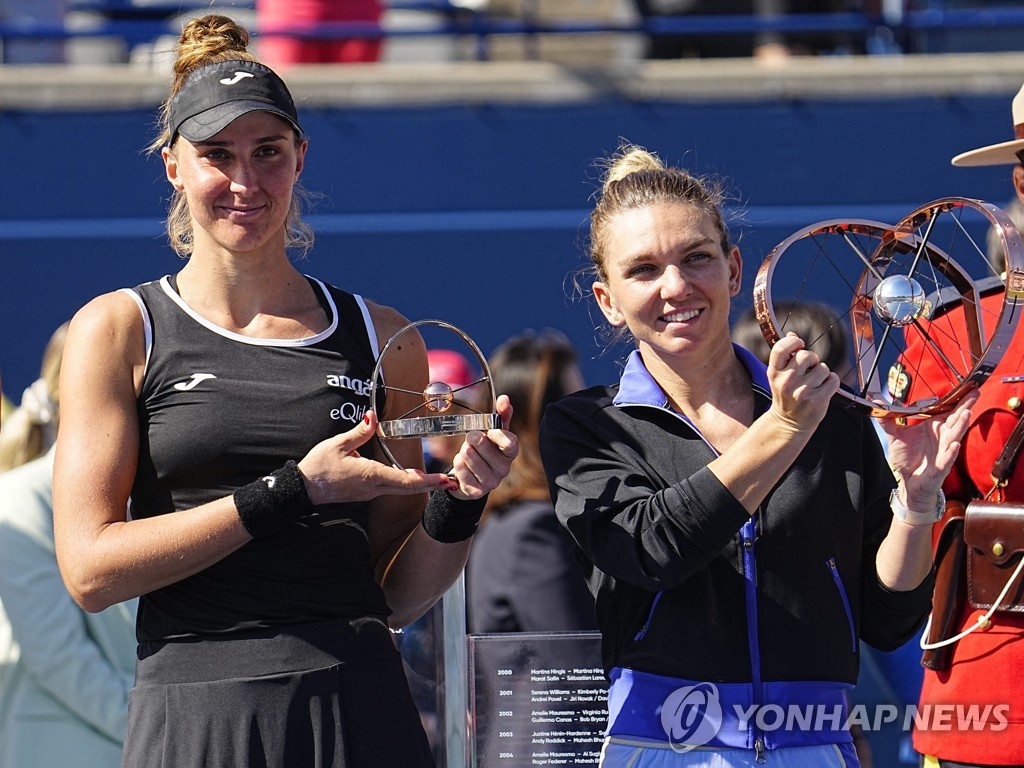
606, 667, 854, 751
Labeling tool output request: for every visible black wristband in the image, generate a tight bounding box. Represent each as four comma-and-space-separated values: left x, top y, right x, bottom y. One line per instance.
234, 460, 313, 539
421, 490, 487, 543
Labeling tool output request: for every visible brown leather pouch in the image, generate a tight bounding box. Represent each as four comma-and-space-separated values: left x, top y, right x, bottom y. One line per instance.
964, 501, 1024, 612
922, 501, 967, 671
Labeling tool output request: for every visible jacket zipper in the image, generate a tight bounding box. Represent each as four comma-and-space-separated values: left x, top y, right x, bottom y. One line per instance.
625, 399, 770, 759
633, 591, 663, 641
742, 517, 766, 762
827, 558, 858, 654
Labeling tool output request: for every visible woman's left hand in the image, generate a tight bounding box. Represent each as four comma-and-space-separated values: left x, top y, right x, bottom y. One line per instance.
448, 394, 519, 500
879, 391, 977, 507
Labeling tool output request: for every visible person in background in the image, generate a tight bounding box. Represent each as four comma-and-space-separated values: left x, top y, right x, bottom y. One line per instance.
631, 0, 863, 61
539, 143, 972, 767
0, 322, 66, 473
0, 0, 66, 64
256, 0, 383, 66
467, 330, 597, 634
423, 348, 478, 475
0, 388, 12, 431
632, 0, 761, 59
905, 82, 1024, 768
52, 15, 516, 768
0, 321, 136, 768
730, 300, 850, 375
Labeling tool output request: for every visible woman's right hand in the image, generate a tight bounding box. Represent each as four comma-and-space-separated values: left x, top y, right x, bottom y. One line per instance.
766, 332, 840, 434
297, 411, 453, 505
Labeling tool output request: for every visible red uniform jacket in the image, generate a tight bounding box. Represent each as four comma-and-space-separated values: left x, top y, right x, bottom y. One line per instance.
901, 289, 1024, 763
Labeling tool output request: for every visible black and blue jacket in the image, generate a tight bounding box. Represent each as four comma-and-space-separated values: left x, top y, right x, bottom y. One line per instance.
538, 346, 933, 752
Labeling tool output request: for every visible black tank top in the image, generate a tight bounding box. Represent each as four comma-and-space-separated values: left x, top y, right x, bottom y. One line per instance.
128, 275, 390, 642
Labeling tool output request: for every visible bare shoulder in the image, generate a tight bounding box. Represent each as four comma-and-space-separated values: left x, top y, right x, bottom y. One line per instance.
364, 300, 427, 381
69, 289, 144, 340
365, 300, 416, 344
65, 289, 148, 384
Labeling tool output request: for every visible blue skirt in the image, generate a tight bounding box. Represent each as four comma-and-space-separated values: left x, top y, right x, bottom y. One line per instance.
121, 616, 435, 768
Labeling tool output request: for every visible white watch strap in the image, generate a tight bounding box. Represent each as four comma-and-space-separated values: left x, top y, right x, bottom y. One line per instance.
890, 487, 946, 526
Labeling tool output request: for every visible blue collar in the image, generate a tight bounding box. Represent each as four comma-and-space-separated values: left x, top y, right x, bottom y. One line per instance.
613, 345, 770, 408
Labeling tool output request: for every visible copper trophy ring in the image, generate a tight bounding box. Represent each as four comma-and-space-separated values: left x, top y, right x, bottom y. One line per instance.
753, 197, 1024, 419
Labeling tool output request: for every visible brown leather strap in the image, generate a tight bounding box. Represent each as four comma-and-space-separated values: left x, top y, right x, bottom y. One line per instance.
922, 501, 968, 671
991, 409, 1024, 487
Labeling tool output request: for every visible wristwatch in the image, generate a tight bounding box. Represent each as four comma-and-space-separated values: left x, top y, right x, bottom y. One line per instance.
889, 486, 946, 526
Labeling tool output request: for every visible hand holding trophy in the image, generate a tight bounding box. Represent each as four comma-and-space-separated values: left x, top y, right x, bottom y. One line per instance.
753, 197, 1024, 420
370, 319, 504, 470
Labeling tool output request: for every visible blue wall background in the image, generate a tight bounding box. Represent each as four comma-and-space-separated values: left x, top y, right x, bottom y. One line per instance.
0, 92, 1017, 398
1, 83, 1020, 765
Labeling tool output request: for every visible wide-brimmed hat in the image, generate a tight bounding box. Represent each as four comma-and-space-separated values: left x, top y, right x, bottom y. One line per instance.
952, 83, 1024, 167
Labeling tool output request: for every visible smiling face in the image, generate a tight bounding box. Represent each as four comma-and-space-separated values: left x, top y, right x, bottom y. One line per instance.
593, 200, 742, 368
162, 110, 307, 258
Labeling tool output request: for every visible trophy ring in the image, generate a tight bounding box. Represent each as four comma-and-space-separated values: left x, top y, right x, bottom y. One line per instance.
369, 319, 502, 470
753, 197, 1024, 419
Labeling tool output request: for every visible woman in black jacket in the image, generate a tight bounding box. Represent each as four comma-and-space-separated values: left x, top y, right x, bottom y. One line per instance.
538, 143, 972, 767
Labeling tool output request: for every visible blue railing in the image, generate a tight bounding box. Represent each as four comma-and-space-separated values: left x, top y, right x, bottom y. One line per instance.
2, 2, 1024, 57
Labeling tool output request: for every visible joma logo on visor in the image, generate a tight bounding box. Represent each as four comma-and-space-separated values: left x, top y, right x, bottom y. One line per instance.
220, 72, 255, 86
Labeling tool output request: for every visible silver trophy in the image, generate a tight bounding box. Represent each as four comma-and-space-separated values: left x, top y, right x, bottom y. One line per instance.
369, 319, 502, 469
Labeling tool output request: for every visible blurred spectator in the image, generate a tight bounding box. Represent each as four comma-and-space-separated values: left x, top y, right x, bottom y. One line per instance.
0, 322, 136, 767
633, 0, 864, 60
760, 0, 866, 57
731, 299, 851, 375
634, 0, 761, 59
466, 330, 597, 634
423, 348, 479, 474
0, 0, 66, 64
0, 387, 11, 432
256, 0, 383, 66
0, 322, 66, 472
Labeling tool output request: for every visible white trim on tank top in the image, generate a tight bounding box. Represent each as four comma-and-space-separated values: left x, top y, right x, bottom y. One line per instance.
155, 274, 341, 346
122, 276, 376, 383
